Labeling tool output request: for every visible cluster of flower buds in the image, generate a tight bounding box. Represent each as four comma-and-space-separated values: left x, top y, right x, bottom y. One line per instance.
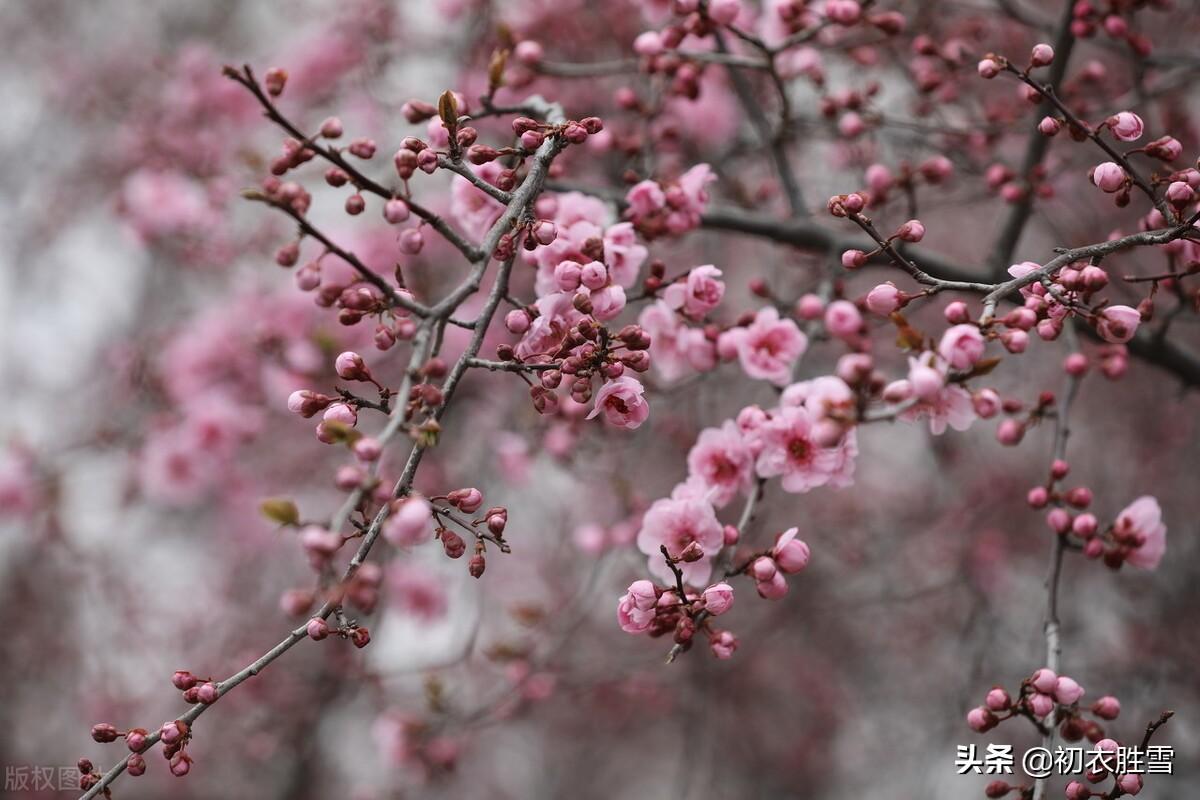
857, 157, 954, 209
90, 675, 214, 781
1029, 473, 1167, 570
1069, 3, 1158, 55
306, 616, 371, 648
617, 576, 738, 659
507, 320, 651, 416
967, 668, 1106, 734
998, 258, 1145, 348
740, 528, 811, 599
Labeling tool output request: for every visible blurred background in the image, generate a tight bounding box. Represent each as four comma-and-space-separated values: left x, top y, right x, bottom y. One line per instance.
1, 1, 1198, 798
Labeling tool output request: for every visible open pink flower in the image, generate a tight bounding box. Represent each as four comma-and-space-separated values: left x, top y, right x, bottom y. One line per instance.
1117, 496, 1167, 570
588, 376, 650, 429
639, 301, 716, 382
730, 306, 808, 386
754, 405, 838, 493
636, 493, 724, 585
687, 421, 754, 507
663, 265, 725, 319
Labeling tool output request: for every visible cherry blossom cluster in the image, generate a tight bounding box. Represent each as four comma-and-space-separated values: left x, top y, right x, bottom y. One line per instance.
1028, 465, 1166, 570
89, 670, 224, 783
967, 668, 1163, 798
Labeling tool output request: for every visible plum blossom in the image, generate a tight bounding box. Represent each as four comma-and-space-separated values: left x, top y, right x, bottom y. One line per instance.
1096, 305, 1141, 344
638, 301, 717, 382
686, 421, 754, 507
636, 492, 724, 585
588, 376, 650, 429
725, 306, 807, 386
624, 163, 715, 238
617, 580, 658, 633
1117, 496, 1167, 570
897, 355, 976, 435
938, 324, 986, 370
663, 265, 725, 319
753, 405, 843, 493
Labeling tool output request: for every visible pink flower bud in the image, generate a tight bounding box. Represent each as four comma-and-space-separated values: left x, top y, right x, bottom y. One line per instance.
319, 117, 343, 139
996, 418, 1024, 446
1028, 692, 1055, 718
348, 138, 376, 159
264, 67, 288, 96
580, 261, 608, 290
1166, 180, 1195, 207
126, 754, 146, 777
399, 228, 425, 255
345, 194, 365, 215
977, 59, 1002, 79
172, 670, 198, 691
323, 402, 357, 427
1055, 675, 1086, 707
1030, 43, 1055, 66
755, 570, 788, 599
1116, 774, 1142, 795
709, 630, 738, 659
633, 30, 664, 56
967, 706, 997, 732
702, 582, 734, 615
772, 528, 811, 573
1047, 508, 1071, 534
514, 40, 543, 65
1092, 696, 1121, 720
383, 497, 432, 547
1096, 305, 1140, 344
824, 300, 863, 338
196, 682, 219, 704
307, 617, 330, 640
1063, 353, 1089, 376
91, 723, 118, 743
1031, 668, 1058, 693
1038, 116, 1061, 136
1001, 329, 1029, 354
160, 720, 185, 744
909, 364, 943, 400
1027, 486, 1049, 508
335, 351, 371, 381
383, 198, 411, 224
985, 688, 1011, 711
125, 728, 148, 752
1091, 161, 1126, 193
866, 282, 901, 315
841, 249, 868, 269
897, 219, 925, 242
169, 753, 192, 777
973, 388, 1001, 418
1107, 111, 1144, 142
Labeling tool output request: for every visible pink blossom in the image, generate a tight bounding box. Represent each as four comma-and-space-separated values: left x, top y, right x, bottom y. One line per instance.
709, 630, 738, 659
730, 306, 808, 386
639, 301, 716, 382
663, 265, 725, 319
636, 493, 724, 585
701, 582, 734, 615
754, 405, 839, 493
899, 357, 976, 435
1096, 305, 1140, 344
625, 180, 665, 218
686, 421, 754, 507
772, 528, 811, 573
617, 579, 658, 633
1117, 496, 1167, 570
1108, 111, 1144, 142
1092, 162, 1126, 193
588, 376, 650, 430
824, 300, 862, 338
938, 324, 986, 370
382, 497, 433, 547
